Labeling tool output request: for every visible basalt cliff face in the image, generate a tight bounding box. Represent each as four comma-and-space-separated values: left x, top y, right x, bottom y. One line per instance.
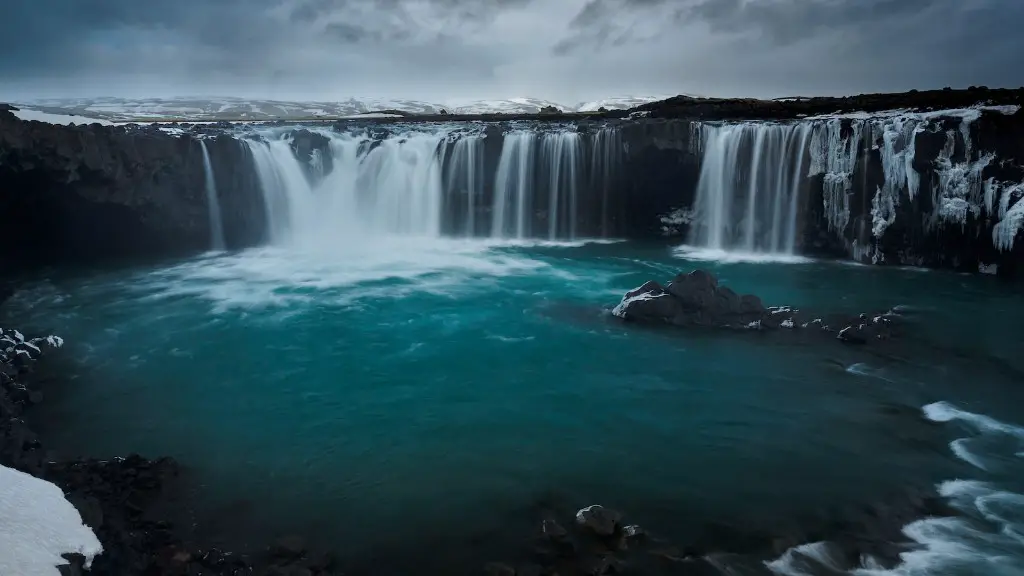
1, 88, 1023, 276
0, 111, 266, 272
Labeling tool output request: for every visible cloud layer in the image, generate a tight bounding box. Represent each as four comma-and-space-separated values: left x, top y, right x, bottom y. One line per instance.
2, 0, 1022, 102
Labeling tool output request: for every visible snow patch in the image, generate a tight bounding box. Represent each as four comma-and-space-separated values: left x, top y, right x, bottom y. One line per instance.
611, 291, 666, 318
10, 108, 112, 126
0, 465, 104, 576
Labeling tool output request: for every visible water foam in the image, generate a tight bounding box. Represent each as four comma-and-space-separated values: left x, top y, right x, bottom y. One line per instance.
850, 404, 1024, 575
766, 541, 847, 575
673, 245, 815, 264
763, 402, 1024, 575
128, 238, 585, 313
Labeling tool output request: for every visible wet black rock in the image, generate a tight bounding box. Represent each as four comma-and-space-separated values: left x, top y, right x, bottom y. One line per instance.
575, 505, 622, 536
0, 111, 267, 272
612, 269, 900, 346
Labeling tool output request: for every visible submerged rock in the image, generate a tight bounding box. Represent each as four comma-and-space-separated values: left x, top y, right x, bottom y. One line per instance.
575, 504, 622, 536
612, 269, 898, 345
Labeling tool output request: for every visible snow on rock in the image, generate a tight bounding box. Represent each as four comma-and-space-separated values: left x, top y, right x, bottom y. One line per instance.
809, 118, 861, 234
14, 95, 668, 122
575, 95, 676, 112
992, 180, 1024, 251
803, 106, 1024, 262
338, 112, 405, 119
612, 290, 668, 319
0, 464, 103, 576
659, 208, 697, 236
932, 131, 992, 227
10, 108, 112, 126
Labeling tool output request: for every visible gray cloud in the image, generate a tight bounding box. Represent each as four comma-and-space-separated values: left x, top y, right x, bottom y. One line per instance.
1, 0, 1021, 103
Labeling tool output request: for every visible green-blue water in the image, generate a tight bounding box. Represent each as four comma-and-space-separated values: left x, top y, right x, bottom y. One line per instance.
5, 239, 1024, 575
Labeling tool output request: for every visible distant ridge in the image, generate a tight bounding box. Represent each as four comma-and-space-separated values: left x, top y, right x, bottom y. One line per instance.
12, 95, 670, 123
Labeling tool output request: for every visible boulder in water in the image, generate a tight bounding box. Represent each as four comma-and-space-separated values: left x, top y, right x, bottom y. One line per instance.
612, 269, 899, 344
575, 504, 621, 536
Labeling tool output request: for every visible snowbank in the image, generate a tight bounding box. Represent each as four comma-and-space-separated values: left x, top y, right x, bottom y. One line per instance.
0, 464, 103, 576
11, 108, 112, 126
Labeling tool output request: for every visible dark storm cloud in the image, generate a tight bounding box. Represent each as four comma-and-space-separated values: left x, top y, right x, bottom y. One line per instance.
554, 0, 1024, 96
0, 0, 540, 99
0, 0, 1021, 102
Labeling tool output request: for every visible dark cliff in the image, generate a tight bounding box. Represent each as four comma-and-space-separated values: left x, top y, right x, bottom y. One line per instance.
798, 107, 1024, 275
1, 87, 1023, 276
0, 110, 266, 273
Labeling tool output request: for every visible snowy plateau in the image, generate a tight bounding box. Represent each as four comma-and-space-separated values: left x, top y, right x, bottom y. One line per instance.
10, 95, 669, 123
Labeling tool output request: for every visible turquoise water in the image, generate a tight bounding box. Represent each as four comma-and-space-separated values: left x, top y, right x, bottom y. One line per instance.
5, 239, 1024, 575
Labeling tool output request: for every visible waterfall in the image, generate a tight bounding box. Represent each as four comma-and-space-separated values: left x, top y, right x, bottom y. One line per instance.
198, 140, 226, 251
445, 135, 485, 236
492, 131, 537, 239
245, 129, 448, 246
541, 132, 582, 240
688, 123, 812, 254
243, 137, 317, 245
241, 125, 624, 245
590, 128, 622, 237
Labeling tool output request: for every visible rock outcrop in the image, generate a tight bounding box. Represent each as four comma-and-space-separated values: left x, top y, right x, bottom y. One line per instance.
0, 110, 266, 272
612, 270, 900, 346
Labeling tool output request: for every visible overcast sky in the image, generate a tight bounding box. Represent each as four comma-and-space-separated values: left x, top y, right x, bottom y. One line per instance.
1, 0, 1022, 104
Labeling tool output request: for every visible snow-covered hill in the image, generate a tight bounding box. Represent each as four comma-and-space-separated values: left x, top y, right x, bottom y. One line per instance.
10, 95, 669, 122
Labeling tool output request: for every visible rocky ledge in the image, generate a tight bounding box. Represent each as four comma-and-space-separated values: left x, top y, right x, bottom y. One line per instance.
0, 109, 266, 272
612, 270, 898, 345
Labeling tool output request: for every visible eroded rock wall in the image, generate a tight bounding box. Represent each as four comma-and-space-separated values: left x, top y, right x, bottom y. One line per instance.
0, 111, 266, 273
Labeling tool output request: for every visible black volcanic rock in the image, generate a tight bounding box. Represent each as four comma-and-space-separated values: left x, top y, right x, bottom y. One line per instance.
287, 128, 333, 180
634, 86, 1024, 120
612, 270, 899, 345
0, 112, 266, 272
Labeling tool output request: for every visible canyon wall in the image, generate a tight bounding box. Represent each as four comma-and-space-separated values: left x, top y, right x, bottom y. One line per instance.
0, 112, 266, 273
1, 90, 1022, 276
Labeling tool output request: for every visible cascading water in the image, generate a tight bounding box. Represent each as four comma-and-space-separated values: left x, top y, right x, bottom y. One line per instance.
688, 123, 812, 254
243, 137, 318, 245
241, 124, 627, 245
590, 128, 622, 238
491, 131, 536, 239
245, 129, 448, 245
444, 135, 485, 236
198, 140, 226, 251
541, 132, 582, 240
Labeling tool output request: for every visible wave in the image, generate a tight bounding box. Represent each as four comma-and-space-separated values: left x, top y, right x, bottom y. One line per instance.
766, 402, 1024, 576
